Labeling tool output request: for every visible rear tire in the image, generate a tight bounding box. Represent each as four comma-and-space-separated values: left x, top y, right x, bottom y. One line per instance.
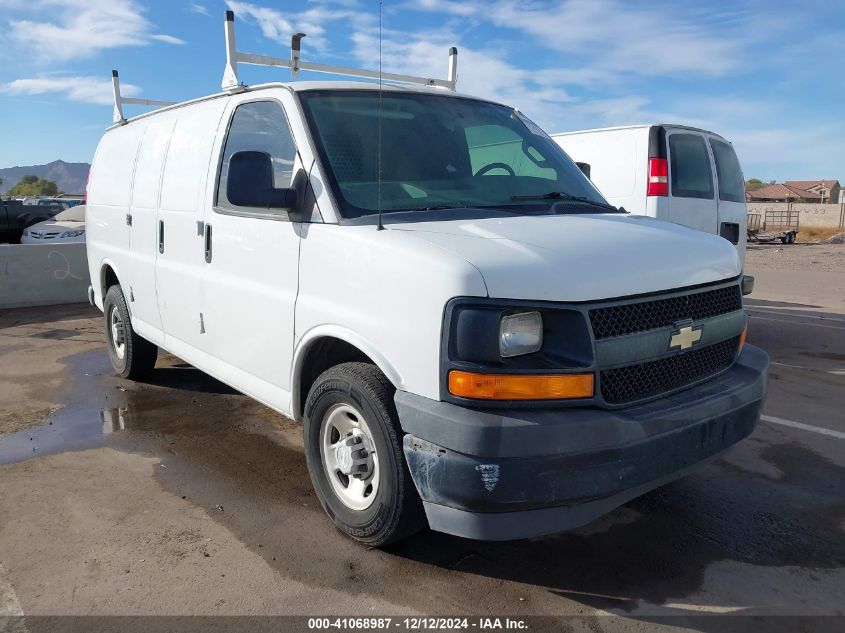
103, 284, 157, 380
303, 362, 425, 547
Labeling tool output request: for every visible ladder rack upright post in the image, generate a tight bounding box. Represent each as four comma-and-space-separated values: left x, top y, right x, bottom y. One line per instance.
221, 10, 242, 91
111, 70, 177, 124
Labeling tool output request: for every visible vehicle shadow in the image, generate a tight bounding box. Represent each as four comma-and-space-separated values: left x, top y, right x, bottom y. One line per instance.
138, 363, 240, 395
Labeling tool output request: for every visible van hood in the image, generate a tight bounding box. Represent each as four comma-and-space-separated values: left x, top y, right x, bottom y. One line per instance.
391, 213, 741, 302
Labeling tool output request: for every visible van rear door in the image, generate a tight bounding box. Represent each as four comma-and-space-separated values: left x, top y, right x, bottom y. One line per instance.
708, 137, 747, 262
126, 116, 176, 339
666, 130, 717, 234
87, 124, 143, 259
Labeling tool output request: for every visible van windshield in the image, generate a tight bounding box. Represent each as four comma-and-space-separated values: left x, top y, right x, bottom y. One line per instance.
298, 90, 609, 220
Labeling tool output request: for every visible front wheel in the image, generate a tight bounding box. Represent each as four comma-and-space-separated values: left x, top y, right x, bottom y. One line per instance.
103, 284, 158, 379
303, 362, 425, 546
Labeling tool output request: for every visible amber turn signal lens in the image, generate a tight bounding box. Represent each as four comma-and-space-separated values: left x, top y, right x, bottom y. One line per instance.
738, 325, 748, 352
448, 370, 594, 400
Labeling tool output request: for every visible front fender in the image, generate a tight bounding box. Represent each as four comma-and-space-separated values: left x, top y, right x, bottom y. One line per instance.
290, 324, 405, 421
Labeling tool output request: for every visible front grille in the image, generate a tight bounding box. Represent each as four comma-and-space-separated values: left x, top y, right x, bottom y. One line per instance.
589, 284, 742, 340
600, 336, 740, 405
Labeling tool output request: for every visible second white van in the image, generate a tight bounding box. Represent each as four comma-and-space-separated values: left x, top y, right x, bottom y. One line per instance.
552, 125, 748, 263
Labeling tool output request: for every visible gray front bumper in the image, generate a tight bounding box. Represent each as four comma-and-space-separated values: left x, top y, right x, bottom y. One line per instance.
396, 345, 769, 540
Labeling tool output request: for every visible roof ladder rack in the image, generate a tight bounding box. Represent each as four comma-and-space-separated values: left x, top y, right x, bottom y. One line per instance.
221, 10, 458, 92
111, 70, 177, 124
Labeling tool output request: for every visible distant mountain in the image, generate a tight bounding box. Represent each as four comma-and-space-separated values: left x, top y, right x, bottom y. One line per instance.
0, 160, 90, 195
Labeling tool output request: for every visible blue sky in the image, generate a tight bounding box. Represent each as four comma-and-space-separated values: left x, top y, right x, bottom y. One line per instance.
1, 0, 843, 182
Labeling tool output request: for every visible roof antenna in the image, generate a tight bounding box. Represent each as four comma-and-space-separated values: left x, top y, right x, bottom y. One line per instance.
376, 1, 385, 231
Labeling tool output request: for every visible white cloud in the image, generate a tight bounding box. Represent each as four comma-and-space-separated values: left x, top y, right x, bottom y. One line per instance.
150, 34, 186, 45
3, 76, 140, 106
227, 1, 294, 40
412, 0, 478, 16
410, 0, 745, 79
8, 0, 184, 61
497, 0, 741, 76
189, 2, 212, 17
225, 1, 368, 53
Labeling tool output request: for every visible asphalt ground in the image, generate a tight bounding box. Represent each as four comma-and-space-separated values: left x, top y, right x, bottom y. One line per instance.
0, 244, 842, 632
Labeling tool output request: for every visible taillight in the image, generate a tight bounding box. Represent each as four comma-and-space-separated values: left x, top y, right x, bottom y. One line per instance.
647, 157, 668, 196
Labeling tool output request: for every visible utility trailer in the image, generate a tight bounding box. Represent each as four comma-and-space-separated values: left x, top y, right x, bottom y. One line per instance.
747, 209, 799, 244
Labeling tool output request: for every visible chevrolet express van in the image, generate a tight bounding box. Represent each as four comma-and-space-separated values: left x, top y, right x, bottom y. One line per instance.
552, 125, 749, 264
87, 81, 768, 546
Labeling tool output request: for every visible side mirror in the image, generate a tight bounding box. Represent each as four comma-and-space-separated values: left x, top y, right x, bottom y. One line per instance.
576, 162, 591, 179
226, 151, 298, 210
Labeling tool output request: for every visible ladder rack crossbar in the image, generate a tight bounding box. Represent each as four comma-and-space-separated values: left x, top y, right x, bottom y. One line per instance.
236, 52, 453, 89
222, 10, 457, 92
120, 97, 177, 107
111, 69, 175, 124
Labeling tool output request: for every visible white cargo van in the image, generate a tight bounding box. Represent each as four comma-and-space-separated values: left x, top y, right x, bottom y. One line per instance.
552, 125, 749, 264
86, 13, 767, 546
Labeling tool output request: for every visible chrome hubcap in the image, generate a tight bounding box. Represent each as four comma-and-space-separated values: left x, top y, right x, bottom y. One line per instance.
110, 306, 126, 360
320, 404, 379, 511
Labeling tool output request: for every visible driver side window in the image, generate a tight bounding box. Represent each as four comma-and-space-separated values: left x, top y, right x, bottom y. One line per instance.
216, 100, 297, 213
465, 125, 557, 179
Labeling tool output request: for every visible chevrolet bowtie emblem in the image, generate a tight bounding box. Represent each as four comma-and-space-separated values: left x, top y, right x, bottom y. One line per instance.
669, 325, 702, 350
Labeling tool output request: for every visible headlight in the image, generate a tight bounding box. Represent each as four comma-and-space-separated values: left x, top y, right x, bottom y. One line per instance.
22, 229, 29, 236
60, 229, 85, 238
499, 311, 543, 357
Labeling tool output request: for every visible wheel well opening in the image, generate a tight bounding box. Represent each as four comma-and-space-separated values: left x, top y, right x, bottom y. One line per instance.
297, 338, 374, 420
101, 265, 118, 297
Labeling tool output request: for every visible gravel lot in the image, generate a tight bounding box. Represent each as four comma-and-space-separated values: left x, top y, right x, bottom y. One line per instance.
746, 243, 845, 273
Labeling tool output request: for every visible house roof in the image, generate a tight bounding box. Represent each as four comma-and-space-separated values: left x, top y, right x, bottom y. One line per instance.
784, 179, 840, 190
746, 183, 823, 200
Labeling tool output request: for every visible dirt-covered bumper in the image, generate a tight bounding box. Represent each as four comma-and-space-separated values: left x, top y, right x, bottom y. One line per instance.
396, 345, 769, 540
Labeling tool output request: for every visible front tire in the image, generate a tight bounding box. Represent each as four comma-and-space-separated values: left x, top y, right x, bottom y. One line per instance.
303, 362, 425, 546
103, 284, 157, 379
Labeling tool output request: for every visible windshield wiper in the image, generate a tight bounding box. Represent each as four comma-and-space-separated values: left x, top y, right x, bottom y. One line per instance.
509, 191, 622, 213
402, 203, 468, 212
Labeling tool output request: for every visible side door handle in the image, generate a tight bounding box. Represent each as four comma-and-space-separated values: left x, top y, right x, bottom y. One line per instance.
158, 220, 164, 254
204, 223, 212, 263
